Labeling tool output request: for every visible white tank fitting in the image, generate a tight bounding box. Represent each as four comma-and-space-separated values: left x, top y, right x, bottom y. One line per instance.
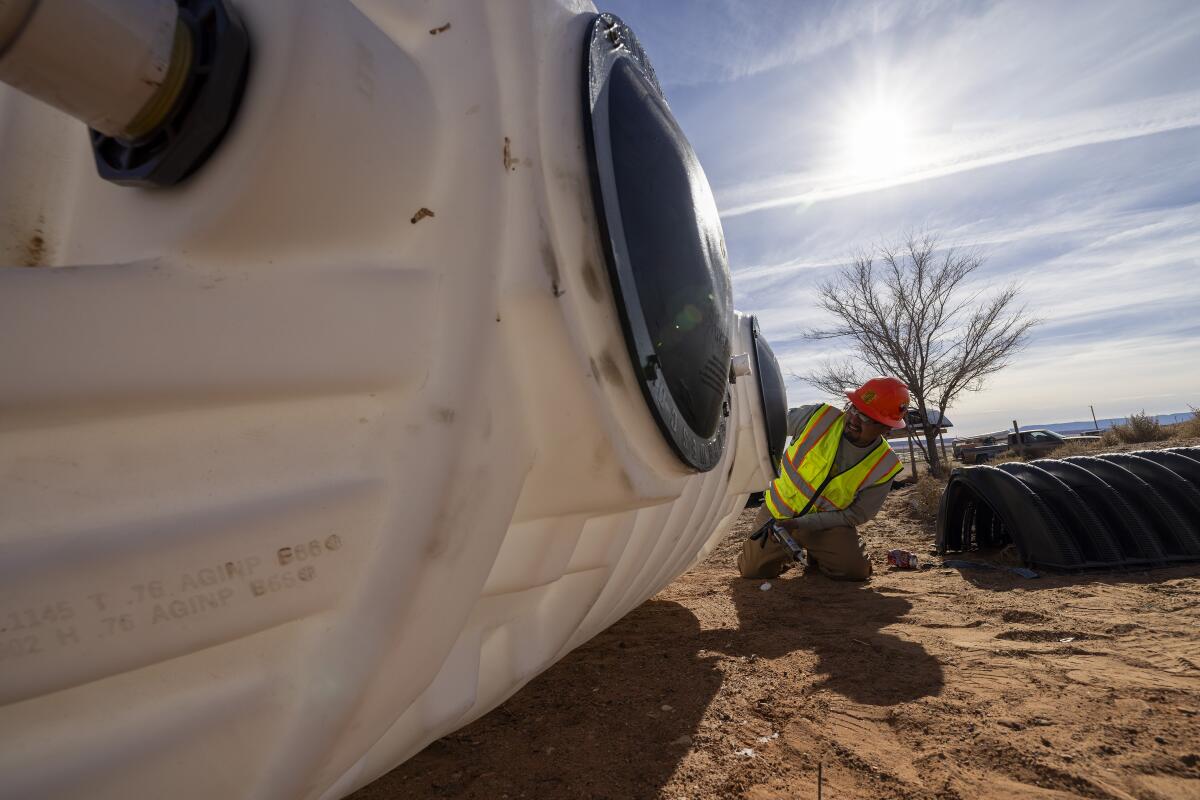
730, 352, 753, 380
0, 0, 188, 139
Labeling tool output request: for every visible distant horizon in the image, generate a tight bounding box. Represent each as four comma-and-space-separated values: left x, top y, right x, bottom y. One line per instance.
887, 409, 1194, 442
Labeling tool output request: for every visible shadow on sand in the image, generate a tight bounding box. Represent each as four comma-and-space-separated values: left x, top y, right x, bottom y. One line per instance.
724, 572, 944, 706
351, 573, 944, 799
349, 599, 723, 800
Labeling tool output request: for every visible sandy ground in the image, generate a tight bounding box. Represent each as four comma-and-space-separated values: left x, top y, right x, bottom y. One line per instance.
353, 471, 1200, 799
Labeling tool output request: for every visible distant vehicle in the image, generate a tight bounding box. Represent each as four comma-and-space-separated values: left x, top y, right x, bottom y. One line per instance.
957, 429, 1098, 464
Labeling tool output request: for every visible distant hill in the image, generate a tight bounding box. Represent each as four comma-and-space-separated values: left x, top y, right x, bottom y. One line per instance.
1019, 411, 1193, 436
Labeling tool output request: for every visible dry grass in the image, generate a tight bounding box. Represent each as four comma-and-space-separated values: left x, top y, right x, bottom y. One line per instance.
1047, 438, 1106, 458
908, 474, 947, 521
960, 436, 1108, 466
1107, 410, 1172, 444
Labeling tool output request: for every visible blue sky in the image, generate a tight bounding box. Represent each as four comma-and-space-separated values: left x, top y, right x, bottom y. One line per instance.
602, 0, 1200, 435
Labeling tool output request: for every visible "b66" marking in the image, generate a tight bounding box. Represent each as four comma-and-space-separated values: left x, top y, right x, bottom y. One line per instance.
277, 534, 343, 567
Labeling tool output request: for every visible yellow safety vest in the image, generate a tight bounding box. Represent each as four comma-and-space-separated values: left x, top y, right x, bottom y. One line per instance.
765, 403, 902, 520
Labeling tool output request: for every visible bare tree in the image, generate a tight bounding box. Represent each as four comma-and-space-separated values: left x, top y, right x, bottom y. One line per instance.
803, 232, 1038, 478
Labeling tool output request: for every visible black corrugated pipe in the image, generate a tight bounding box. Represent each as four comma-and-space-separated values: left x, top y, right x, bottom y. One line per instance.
936, 447, 1200, 570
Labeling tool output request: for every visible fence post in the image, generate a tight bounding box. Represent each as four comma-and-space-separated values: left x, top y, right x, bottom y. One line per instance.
906, 423, 918, 479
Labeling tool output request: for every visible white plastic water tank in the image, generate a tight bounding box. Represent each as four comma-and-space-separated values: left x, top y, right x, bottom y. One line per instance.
0, 2, 785, 798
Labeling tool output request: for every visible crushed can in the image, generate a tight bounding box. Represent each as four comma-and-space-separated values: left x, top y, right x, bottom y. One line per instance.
887, 549, 920, 569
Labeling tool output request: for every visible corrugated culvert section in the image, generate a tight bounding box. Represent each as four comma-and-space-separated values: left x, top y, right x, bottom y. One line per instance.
936, 447, 1200, 570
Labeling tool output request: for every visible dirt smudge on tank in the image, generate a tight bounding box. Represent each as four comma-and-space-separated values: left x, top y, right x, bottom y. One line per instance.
23, 215, 48, 267
582, 260, 604, 302
598, 350, 625, 389
540, 235, 563, 297
503, 137, 517, 172
24, 233, 45, 267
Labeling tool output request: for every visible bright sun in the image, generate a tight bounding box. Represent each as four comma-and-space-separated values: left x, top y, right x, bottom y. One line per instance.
841, 99, 913, 179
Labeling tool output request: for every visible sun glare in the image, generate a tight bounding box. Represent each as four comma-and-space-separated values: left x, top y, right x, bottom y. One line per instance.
841, 98, 913, 179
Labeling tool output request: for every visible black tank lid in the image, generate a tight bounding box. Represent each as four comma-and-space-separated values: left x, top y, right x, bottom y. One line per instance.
584, 13, 734, 472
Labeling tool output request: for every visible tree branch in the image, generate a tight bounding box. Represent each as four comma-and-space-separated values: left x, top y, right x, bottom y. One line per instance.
801, 231, 1040, 476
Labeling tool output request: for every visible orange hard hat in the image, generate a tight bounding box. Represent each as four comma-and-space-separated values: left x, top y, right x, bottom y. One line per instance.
845, 376, 910, 428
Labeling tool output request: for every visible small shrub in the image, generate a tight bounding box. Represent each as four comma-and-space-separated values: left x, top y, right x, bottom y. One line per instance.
1108, 410, 1170, 444
1100, 428, 1121, 447
909, 474, 946, 521
1170, 406, 1200, 439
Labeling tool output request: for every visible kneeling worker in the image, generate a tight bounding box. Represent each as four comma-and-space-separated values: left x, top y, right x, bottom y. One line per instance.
739, 377, 909, 581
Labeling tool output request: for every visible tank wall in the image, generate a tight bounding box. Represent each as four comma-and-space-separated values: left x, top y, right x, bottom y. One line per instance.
0, 2, 774, 798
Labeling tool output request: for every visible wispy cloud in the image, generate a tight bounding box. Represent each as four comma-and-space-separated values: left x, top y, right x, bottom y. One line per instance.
718, 91, 1200, 217
605, 0, 954, 88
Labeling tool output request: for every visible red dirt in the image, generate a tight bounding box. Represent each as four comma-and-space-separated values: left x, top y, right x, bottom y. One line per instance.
353, 476, 1200, 799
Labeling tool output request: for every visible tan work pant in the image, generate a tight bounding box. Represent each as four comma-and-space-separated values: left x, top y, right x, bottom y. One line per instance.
737, 506, 872, 581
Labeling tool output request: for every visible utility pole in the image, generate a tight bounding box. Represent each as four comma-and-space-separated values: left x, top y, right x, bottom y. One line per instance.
1090, 404, 1099, 433
1013, 419, 1024, 458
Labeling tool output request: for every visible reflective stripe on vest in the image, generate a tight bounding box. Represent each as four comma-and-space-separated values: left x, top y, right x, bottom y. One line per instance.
855, 447, 904, 492
765, 482, 795, 518
765, 404, 901, 520
780, 405, 840, 491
